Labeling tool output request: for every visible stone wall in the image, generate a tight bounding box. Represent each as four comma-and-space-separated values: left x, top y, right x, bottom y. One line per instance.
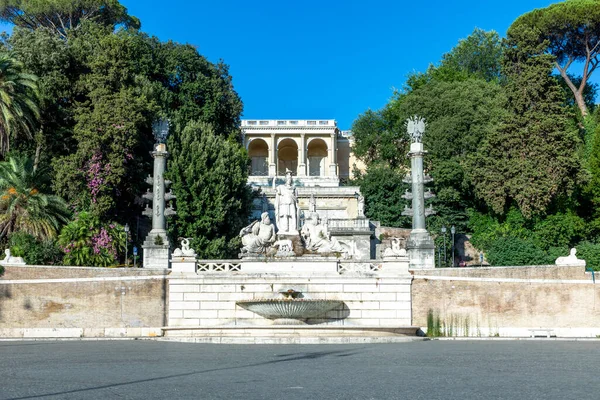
0, 265, 167, 338
411, 265, 599, 337
168, 267, 412, 329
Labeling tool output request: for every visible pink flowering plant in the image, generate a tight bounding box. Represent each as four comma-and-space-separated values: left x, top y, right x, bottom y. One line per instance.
58, 212, 126, 267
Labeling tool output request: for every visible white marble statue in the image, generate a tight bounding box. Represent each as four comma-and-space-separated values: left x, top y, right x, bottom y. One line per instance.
555, 248, 586, 267
173, 238, 197, 257
301, 212, 346, 254
240, 212, 277, 254
309, 193, 316, 213
275, 171, 299, 234
356, 193, 365, 217
0, 248, 26, 265
383, 238, 407, 258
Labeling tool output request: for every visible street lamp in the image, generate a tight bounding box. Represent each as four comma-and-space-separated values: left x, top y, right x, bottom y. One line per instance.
124, 223, 130, 267
451, 225, 456, 268
441, 226, 447, 267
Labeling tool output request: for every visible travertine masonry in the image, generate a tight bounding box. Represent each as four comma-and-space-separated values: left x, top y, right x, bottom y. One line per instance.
168, 274, 412, 327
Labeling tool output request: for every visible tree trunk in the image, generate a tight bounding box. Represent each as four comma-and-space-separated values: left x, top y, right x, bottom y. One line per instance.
33, 140, 42, 172
574, 89, 589, 118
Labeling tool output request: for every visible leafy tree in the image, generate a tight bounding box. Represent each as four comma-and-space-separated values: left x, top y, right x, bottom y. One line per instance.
353, 162, 410, 227
404, 28, 503, 92
6, 27, 77, 165
0, 155, 70, 240
469, 23, 581, 218
58, 210, 125, 266
167, 121, 252, 259
0, 52, 40, 155
155, 41, 243, 138
510, 0, 600, 117
0, 0, 140, 38
439, 28, 503, 82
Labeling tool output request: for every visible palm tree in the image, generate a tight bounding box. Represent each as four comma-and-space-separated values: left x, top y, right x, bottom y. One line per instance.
0, 53, 40, 155
0, 155, 70, 240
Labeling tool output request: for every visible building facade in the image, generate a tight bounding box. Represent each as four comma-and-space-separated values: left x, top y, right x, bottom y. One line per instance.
242, 119, 364, 187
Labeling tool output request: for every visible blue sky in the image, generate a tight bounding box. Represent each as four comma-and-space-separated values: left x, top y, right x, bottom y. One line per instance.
3, 1, 594, 130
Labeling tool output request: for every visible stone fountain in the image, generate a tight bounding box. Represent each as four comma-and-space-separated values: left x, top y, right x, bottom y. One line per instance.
236, 289, 343, 325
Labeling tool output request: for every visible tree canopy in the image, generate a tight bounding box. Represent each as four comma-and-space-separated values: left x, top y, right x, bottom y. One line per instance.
510, 0, 600, 117
0, 0, 140, 37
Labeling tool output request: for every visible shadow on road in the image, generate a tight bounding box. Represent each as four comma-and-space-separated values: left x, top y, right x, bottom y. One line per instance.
6, 348, 362, 400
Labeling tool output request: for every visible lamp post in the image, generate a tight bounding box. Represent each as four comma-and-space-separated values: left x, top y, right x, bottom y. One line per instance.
451, 225, 456, 268
438, 246, 441, 268
124, 223, 130, 267
441, 225, 447, 267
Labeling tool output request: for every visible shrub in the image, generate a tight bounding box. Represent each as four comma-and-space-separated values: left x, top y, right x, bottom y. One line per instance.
576, 242, 600, 271
485, 236, 558, 266
58, 212, 125, 267
8, 232, 63, 265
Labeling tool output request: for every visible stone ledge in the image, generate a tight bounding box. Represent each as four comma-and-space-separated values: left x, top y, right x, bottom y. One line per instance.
162, 325, 420, 338
0, 327, 163, 338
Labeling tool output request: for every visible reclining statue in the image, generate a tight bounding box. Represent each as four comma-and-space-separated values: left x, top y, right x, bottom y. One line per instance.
240, 212, 277, 254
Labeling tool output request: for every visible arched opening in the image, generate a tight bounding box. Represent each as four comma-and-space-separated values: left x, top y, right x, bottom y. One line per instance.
307, 139, 327, 176
248, 139, 268, 176
277, 138, 298, 175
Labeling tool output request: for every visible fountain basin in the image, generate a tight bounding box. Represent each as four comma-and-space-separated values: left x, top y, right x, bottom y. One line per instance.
236, 299, 343, 325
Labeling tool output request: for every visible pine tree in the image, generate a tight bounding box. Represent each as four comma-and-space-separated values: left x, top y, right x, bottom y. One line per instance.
470, 23, 582, 218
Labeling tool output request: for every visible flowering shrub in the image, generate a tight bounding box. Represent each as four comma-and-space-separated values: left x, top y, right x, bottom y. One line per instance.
58, 212, 126, 267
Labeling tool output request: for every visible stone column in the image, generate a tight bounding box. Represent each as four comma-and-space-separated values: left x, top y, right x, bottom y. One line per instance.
409, 142, 426, 231
404, 118, 435, 269
143, 143, 171, 269
328, 133, 338, 177
298, 134, 306, 176
269, 133, 277, 177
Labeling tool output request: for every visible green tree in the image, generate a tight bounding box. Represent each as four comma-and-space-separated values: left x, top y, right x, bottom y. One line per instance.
0, 155, 70, 240
167, 121, 252, 259
510, 0, 600, 117
0, 0, 140, 38
0, 52, 40, 155
354, 163, 409, 227
469, 23, 581, 218
6, 27, 77, 166
404, 28, 503, 92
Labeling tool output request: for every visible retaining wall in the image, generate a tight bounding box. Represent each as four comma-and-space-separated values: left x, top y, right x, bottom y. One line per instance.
0, 265, 167, 338
411, 265, 600, 337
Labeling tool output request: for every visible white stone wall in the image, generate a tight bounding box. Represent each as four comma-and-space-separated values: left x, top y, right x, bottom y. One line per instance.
168, 274, 412, 327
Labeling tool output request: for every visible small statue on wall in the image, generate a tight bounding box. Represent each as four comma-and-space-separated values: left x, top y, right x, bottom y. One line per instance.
173, 238, 197, 257
356, 192, 365, 218
383, 238, 407, 258
309, 193, 316, 213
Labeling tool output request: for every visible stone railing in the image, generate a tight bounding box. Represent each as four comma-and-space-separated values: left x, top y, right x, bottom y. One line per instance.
337, 262, 381, 274
242, 120, 336, 127
191, 260, 404, 275
196, 261, 242, 272
327, 218, 370, 231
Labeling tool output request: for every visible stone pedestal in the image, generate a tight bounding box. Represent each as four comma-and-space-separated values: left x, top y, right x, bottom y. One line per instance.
406, 229, 435, 269
142, 241, 170, 270
171, 256, 197, 273
381, 256, 410, 275
277, 233, 303, 257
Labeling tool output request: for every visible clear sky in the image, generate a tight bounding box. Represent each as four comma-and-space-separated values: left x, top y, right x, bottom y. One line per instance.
4, 1, 594, 130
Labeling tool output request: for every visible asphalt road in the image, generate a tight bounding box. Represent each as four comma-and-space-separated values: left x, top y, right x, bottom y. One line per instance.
0, 339, 598, 399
